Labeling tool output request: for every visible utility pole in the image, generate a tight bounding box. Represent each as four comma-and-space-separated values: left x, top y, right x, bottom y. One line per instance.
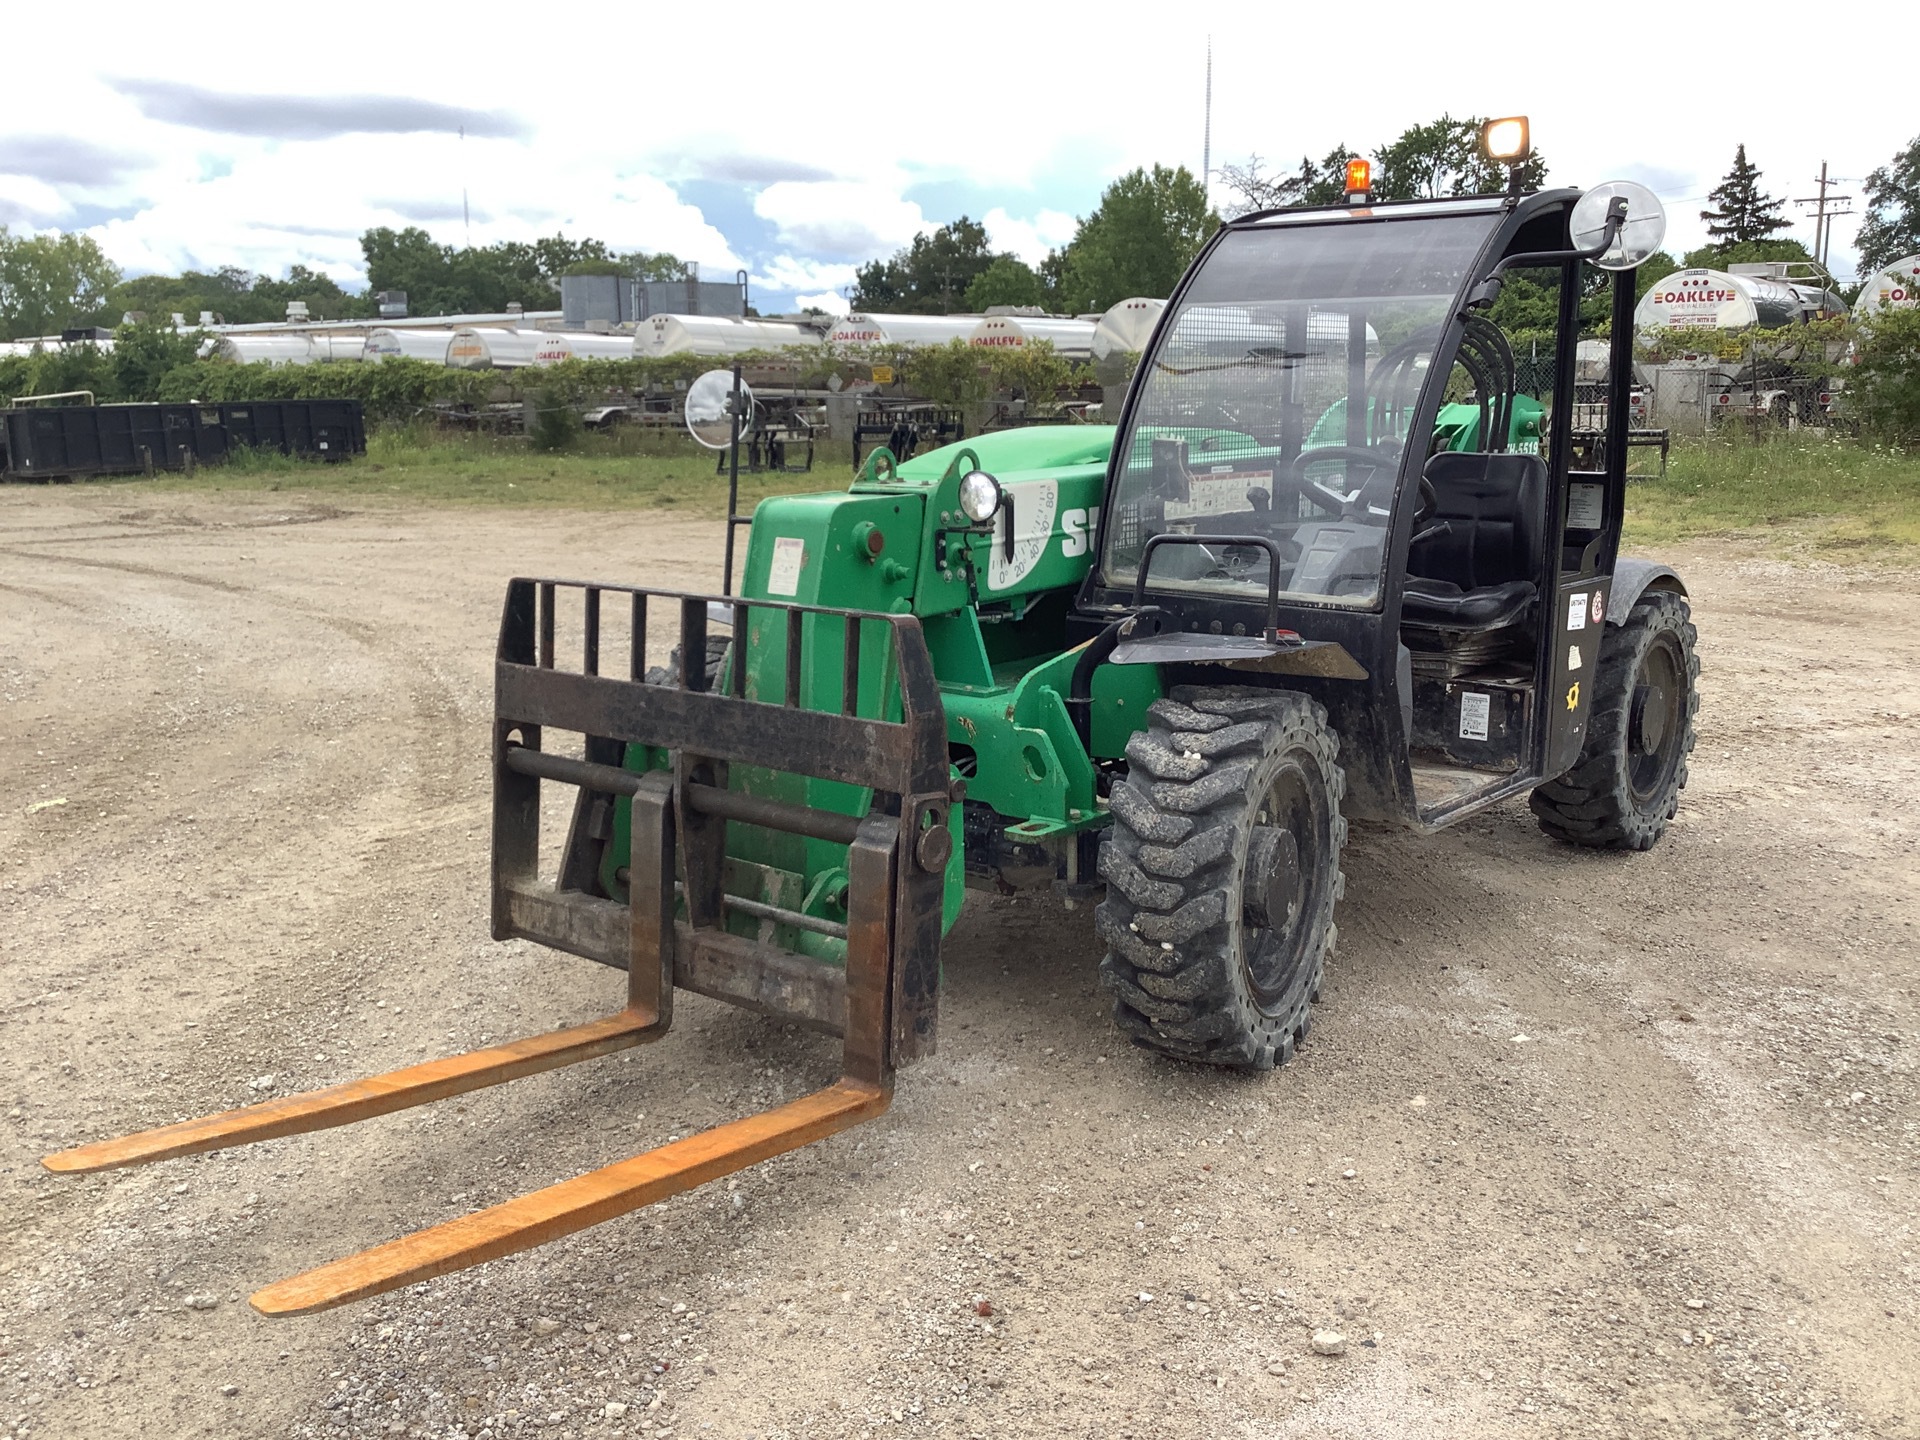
1793, 161, 1853, 272
1202, 37, 1212, 195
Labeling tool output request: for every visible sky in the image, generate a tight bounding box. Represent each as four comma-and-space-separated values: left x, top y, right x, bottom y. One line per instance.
0, 0, 1909, 317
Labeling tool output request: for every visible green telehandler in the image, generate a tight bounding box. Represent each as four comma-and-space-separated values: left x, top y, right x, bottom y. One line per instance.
46, 146, 1698, 1315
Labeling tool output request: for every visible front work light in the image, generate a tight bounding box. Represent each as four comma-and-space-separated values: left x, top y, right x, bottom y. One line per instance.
1481, 116, 1531, 163
958, 470, 1003, 523
1343, 158, 1371, 199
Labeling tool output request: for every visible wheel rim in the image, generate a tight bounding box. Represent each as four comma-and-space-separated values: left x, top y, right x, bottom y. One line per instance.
1241, 759, 1327, 1012
1627, 632, 1686, 807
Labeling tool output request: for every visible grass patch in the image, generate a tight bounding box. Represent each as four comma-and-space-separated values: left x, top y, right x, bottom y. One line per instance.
102, 422, 1920, 563
136, 423, 841, 516
1625, 432, 1920, 557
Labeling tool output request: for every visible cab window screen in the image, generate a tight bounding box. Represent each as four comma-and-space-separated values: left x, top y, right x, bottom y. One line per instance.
1106, 215, 1497, 610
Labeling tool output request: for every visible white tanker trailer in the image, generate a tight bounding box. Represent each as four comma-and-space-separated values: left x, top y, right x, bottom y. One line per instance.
307, 333, 366, 363
446, 328, 542, 370
967, 314, 1097, 358
824, 313, 984, 347
1852, 255, 1920, 318
1090, 297, 1166, 386
209, 334, 320, 365
364, 328, 456, 363
529, 332, 639, 365
1635, 267, 1846, 332
1636, 267, 1848, 427
637, 315, 819, 358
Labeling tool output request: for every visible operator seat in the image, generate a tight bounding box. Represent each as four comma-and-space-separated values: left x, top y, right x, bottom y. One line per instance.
1400, 451, 1544, 631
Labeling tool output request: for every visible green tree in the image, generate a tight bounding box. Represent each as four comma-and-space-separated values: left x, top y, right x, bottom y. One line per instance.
1634, 250, 1680, 301
110, 263, 365, 326
1680, 237, 1813, 271
20, 341, 115, 400
965, 256, 1045, 311
850, 218, 999, 314
249, 264, 364, 321
361, 227, 653, 315
1218, 146, 1357, 215
1856, 134, 1920, 277
111, 320, 204, 398
901, 338, 992, 414
1850, 305, 1920, 440
1052, 165, 1217, 312
1374, 115, 1547, 201
0, 228, 121, 339
1700, 146, 1788, 247
621, 251, 689, 282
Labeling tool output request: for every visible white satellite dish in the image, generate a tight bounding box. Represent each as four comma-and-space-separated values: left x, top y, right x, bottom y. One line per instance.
685, 369, 754, 449
1572, 181, 1667, 272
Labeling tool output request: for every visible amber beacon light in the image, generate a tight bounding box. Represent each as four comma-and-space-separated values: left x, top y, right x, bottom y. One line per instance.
1343, 158, 1371, 202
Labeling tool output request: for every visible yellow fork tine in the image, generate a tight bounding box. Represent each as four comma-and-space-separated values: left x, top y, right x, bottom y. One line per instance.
42, 1007, 660, 1175
250, 1079, 889, 1316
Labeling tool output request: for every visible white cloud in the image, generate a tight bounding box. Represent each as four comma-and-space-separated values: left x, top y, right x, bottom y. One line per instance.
756, 254, 860, 296
0, 175, 73, 225
2, 0, 1910, 289
793, 291, 850, 316
983, 207, 1078, 266
754, 182, 929, 261
79, 133, 740, 285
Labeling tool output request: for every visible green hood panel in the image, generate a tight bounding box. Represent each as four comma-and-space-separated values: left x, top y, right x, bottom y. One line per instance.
893, 425, 1117, 480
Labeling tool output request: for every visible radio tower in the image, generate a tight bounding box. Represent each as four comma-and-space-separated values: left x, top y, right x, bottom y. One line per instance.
1202, 37, 1212, 194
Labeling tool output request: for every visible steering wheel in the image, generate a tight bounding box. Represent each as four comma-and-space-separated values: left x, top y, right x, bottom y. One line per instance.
1413, 472, 1439, 530
1288, 445, 1401, 518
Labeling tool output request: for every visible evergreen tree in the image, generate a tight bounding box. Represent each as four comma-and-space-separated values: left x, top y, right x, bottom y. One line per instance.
1700, 146, 1788, 247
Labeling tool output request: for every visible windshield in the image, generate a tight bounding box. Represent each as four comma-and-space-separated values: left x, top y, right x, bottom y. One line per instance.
1103, 213, 1499, 609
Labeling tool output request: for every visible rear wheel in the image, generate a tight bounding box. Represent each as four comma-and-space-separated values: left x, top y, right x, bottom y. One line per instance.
1530, 590, 1698, 849
1096, 687, 1347, 1070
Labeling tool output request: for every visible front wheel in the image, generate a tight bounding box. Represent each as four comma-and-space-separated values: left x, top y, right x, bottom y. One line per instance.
1096, 687, 1347, 1071
1530, 590, 1699, 850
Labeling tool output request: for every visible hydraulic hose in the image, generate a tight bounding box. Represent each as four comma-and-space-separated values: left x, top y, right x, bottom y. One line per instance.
1067, 617, 1129, 753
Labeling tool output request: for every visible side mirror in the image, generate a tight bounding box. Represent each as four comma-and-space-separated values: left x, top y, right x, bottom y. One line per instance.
1571, 182, 1667, 271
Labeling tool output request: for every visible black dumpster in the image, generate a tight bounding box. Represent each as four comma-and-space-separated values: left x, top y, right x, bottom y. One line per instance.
0, 398, 366, 480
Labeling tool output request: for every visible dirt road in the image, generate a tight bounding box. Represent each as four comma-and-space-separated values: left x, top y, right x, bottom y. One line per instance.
2, 489, 1915, 1440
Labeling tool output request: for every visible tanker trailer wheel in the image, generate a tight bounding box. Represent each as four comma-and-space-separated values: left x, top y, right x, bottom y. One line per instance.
1529, 591, 1699, 850
1096, 687, 1347, 1071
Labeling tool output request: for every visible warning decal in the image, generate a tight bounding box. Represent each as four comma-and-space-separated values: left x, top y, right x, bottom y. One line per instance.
767, 536, 805, 596
1459, 691, 1491, 741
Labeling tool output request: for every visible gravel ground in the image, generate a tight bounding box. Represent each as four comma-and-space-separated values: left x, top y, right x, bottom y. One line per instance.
1, 489, 1915, 1440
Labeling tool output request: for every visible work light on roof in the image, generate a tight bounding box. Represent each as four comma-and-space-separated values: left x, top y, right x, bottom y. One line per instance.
1481, 116, 1531, 164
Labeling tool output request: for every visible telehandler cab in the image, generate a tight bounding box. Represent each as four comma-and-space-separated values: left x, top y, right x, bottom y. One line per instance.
46, 134, 1699, 1315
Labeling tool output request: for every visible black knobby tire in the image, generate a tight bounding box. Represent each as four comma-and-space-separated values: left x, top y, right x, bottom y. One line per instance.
1530, 590, 1699, 850
645, 635, 731, 690
1096, 686, 1348, 1071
